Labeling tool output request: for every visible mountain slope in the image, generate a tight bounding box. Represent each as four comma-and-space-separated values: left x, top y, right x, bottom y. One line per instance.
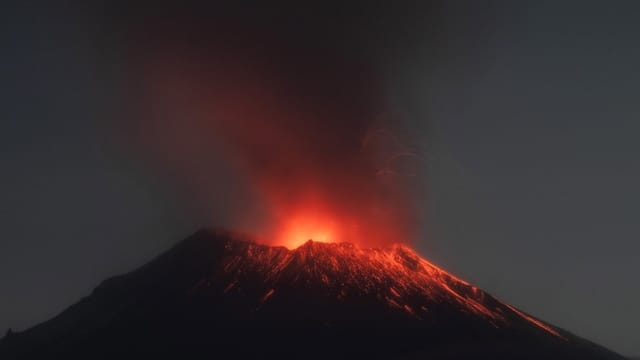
0, 228, 626, 359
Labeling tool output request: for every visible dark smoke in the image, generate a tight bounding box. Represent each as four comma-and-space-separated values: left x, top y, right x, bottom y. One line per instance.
120, 2, 434, 247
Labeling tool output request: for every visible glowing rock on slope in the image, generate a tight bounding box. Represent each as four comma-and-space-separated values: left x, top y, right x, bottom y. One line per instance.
217, 231, 565, 339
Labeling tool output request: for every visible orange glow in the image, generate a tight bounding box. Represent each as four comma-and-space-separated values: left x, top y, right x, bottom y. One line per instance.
277, 214, 337, 249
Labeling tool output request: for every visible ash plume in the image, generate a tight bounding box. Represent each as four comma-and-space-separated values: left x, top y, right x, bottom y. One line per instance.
122, 2, 432, 247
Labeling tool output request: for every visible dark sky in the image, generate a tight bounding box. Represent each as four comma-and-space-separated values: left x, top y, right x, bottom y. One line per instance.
1, 1, 639, 356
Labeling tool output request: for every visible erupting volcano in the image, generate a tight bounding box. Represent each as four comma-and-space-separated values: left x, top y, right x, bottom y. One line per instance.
1, 5, 625, 359
0, 229, 624, 359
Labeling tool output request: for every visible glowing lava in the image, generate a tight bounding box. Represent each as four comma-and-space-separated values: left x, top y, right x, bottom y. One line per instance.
211, 229, 566, 340
276, 213, 338, 249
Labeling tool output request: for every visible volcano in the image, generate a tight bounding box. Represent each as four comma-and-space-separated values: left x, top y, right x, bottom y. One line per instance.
0, 228, 625, 359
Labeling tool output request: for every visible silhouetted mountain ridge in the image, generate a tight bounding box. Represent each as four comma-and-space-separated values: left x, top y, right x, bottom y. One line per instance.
0, 228, 626, 359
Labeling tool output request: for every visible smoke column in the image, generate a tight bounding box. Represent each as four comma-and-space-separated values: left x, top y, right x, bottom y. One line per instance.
123, 3, 428, 248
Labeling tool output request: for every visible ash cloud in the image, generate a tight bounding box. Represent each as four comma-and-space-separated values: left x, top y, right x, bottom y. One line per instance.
123, 2, 433, 246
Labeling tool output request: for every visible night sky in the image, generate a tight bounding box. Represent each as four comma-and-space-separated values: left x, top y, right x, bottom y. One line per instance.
1, 1, 639, 356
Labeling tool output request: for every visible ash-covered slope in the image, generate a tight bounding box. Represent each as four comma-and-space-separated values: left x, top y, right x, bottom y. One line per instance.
0, 228, 625, 359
